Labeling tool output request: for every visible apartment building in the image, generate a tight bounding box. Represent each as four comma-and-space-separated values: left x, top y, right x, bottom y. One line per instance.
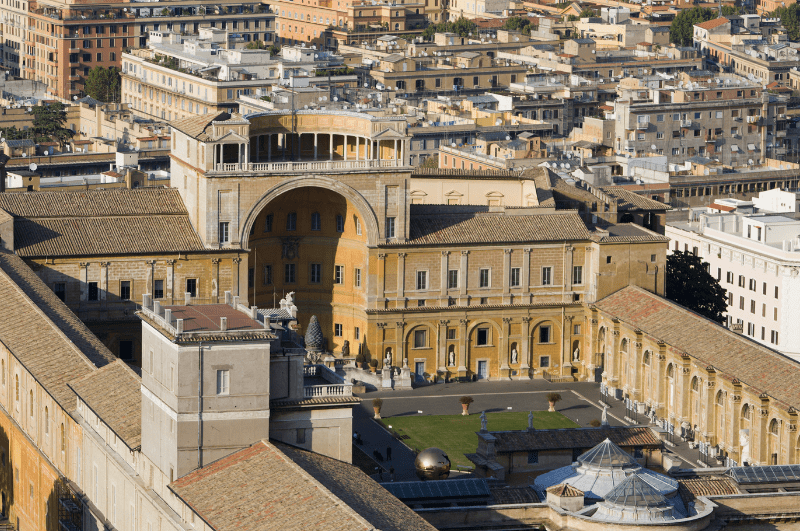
611, 73, 787, 166
4, 0, 274, 101
666, 202, 800, 361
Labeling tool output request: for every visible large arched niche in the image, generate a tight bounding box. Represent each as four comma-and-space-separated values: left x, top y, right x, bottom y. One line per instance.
241, 179, 377, 355
239, 175, 380, 248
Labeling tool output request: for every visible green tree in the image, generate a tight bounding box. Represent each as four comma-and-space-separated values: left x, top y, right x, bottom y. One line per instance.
502, 16, 532, 32
665, 250, 727, 324
421, 17, 477, 40
669, 7, 716, 46
84, 66, 121, 102
721, 5, 744, 15
29, 102, 74, 149
268, 44, 281, 57
568, 8, 596, 21
246, 40, 266, 49
772, 4, 800, 40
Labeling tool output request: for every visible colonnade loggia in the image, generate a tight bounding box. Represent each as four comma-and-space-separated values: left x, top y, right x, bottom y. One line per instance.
248, 132, 404, 162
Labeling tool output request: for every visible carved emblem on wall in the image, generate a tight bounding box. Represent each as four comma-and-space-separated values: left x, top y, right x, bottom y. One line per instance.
281, 237, 301, 260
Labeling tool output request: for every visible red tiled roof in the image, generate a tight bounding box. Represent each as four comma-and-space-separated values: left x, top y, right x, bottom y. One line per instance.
709, 202, 735, 212
595, 286, 800, 410
695, 17, 729, 30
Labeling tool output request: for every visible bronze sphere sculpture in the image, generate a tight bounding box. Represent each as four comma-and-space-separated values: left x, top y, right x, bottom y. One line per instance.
414, 447, 451, 480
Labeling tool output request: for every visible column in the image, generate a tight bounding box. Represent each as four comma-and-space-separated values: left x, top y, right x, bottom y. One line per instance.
499, 317, 512, 380
655, 345, 667, 417
99, 261, 109, 310
679, 365, 692, 437
368, 138, 373, 160
502, 248, 512, 304
282, 134, 287, 161
564, 245, 574, 297
377, 253, 386, 301
329, 133, 334, 160
440, 251, 450, 302
730, 390, 742, 465
703, 378, 716, 443
608, 329, 621, 397
211, 258, 220, 303
145, 260, 155, 298
232, 257, 242, 298
377, 323, 388, 370
459, 250, 469, 305
438, 319, 449, 372
344, 134, 348, 161
397, 252, 406, 303
395, 321, 406, 368
377, 140, 381, 161
355, 136, 360, 161
268, 134, 272, 162
562, 315, 573, 377
458, 318, 469, 376
166, 259, 175, 304
519, 317, 531, 379
313, 133, 318, 160
522, 248, 532, 303
393, 139, 398, 161
586, 317, 598, 382
632, 339, 643, 402
79, 262, 89, 302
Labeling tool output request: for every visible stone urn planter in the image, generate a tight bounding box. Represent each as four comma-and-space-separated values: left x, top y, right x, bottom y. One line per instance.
547, 392, 562, 412
373, 398, 383, 419
460, 396, 474, 416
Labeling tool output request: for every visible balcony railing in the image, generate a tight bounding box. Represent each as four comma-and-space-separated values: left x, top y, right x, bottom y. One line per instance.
211, 159, 404, 173
304, 383, 353, 398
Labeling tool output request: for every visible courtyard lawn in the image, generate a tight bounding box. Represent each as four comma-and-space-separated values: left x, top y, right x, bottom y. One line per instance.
380, 411, 579, 469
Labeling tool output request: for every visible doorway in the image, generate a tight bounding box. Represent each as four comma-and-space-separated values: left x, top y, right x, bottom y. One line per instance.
477, 360, 488, 380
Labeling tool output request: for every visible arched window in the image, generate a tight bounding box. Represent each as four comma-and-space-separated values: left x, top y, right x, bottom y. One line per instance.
691, 376, 699, 392
335, 214, 344, 233
286, 212, 297, 231
716, 390, 725, 406
14, 376, 18, 402
44, 407, 49, 435
666, 364, 674, 378
310, 212, 321, 231
621, 339, 628, 353
741, 404, 751, 420
60, 423, 65, 452
770, 418, 780, 435
643, 351, 650, 365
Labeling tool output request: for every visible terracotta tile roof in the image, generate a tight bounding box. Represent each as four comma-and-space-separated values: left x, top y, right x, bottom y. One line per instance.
0, 188, 189, 217
546, 484, 584, 497
170, 440, 436, 531
593, 223, 670, 243
0, 249, 114, 410
171, 112, 230, 140
595, 286, 800, 410
270, 396, 361, 407
677, 476, 740, 503
695, 17, 729, 30
600, 186, 670, 210
70, 360, 142, 449
709, 202, 735, 212
401, 212, 592, 246
490, 426, 661, 453
490, 486, 541, 504
0, 188, 207, 257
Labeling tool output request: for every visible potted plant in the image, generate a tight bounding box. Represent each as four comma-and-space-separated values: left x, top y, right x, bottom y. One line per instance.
355, 352, 365, 369
373, 398, 383, 419
460, 396, 474, 416
547, 392, 562, 412
369, 359, 378, 373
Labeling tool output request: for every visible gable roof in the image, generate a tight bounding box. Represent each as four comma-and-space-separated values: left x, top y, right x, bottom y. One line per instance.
170, 440, 436, 531
695, 17, 729, 30
70, 360, 142, 450
488, 426, 661, 453
0, 249, 114, 410
171, 112, 231, 140
595, 286, 800, 410
599, 186, 670, 210
0, 188, 207, 257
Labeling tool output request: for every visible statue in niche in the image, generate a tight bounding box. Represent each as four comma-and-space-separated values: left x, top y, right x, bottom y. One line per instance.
511, 348, 518, 365
342, 340, 350, 357
385, 348, 393, 368
573, 346, 580, 361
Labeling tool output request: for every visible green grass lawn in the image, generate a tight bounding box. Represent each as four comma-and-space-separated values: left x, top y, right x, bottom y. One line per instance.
380, 411, 579, 469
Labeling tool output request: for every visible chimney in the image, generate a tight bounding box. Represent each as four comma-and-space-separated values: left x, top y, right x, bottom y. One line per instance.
220, 316, 228, 331
142, 293, 151, 308
233, 295, 240, 308
185, 291, 192, 305
176, 318, 184, 334
153, 300, 161, 316
164, 308, 172, 325
225, 291, 232, 305
250, 306, 258, 320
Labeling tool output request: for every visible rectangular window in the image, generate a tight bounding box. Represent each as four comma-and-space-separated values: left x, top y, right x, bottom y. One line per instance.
385, 217, 396, 239
539, 326, 551, 343
285, 264, 296, 283
738, 275, 745, 288
775, 286, 779, 299
416, 271, 428, 290
771, 330, 779, 344
727, 271, 733, 283
476, 328, 489, 346
447, 328, 456, 340
336, 215, 344, 233
539, 356, 550, 368
573, 324, 581, 335
310, 263, 321, 283
219, 222, 230, 244
286, 212, 297, 231
216, 370, 230, 395
414, 329, 427, 348
479, 269, 490, 288
355, 327, 360, 340
527, 451, 539, 464
296, 428, 306, 444
763, 282, 767, 295
334, 265, 344, 285
88, 281, 99, 301
510, 267, 520, 287
751, 300, 756, 313
186, 278, 197, 297
264, 214, 273, 232
739, 296, 745, 310
54, 282, 66, 301
153, 280, 163, 299
572, 265, 583, 285
263, 265, 272, 285
355, 268, 362, 288
448, 270, 458, 289
248, 267, 254, 289
749, 278, 756, 291
334, 323, 343, 337
541, 267, 552, 286
120, 281, 131, 301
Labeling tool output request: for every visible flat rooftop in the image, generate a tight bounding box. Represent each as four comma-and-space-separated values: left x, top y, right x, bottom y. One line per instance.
751, 215, 796, 224
164, 304, 263, 332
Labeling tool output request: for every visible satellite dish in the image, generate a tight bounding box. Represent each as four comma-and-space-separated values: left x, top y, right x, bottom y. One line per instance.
44, 150, 49, 156
505, 135, 510, 140
565, 163, 571, 169
333, 96, 338, 101
29, 163, 36, 172
73, 96, 78, 101
451, 142, 456, 147
651, 144, 657, 150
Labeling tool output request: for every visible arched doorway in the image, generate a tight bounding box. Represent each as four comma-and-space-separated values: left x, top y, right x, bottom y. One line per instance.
245, 185, 372, 357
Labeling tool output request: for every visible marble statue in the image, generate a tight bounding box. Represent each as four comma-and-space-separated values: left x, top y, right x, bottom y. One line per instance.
480, 411, 487, 432
739, 429, 750, 464
511, 348, 518, 365
449, 350, 455, 366
601, 404, 609, 426
385, 348, 393, 368
341, 340, 350, 357
573, 346, 580, 361
528, 411, 534, 430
